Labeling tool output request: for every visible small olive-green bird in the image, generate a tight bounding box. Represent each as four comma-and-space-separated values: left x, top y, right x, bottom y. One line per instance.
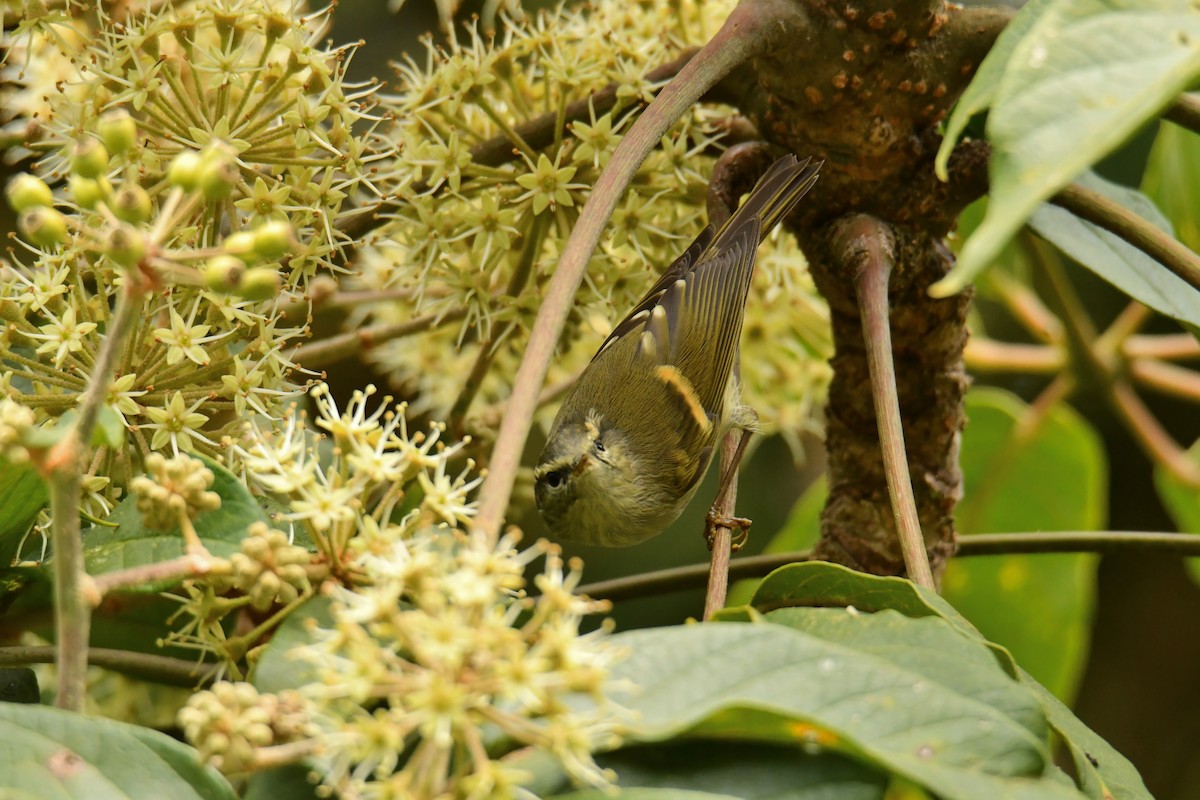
535, 154, 821, 546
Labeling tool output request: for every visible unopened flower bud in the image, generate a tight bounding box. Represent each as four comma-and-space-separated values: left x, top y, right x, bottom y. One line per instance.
70, 138, 110, 179
252, 221, 293, 260
199, 146, 239, 200
106, 225, 148, 267
168, 151, 204, 190
237, 267, 281, 301
19, 208, 68, 247
69, 175, 111, 209
112, 184, 152, 224
97, 109, 138, 155
221, 230, 257, 260
203, 255, 246, 293
6, 174, 53, 212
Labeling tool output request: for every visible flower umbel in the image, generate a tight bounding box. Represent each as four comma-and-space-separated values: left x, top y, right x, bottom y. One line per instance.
300, 535, 624, 798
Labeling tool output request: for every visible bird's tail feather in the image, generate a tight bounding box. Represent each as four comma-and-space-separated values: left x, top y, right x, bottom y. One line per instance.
714, 154, 822, 247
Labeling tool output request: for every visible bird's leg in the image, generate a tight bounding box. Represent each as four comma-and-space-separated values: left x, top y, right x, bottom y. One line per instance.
702, 421, 753, 621
704, 427, 754, 551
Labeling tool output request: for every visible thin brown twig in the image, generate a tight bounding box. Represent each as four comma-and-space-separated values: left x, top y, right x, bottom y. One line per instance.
1163, 93, 1200, 135
1051, 181, 1200, 292
1129, 358, 1200, 404
91, 553, 220, 597
290, 307, 468, 368
963, 339, 1064, 374
575, 532, 1200, 603
703, 430, 748, 620
1124, 333, 1200, 362
0, 645, 220, 687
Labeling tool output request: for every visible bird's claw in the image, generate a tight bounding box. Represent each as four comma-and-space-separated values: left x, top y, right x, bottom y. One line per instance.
705, 510, 752, 552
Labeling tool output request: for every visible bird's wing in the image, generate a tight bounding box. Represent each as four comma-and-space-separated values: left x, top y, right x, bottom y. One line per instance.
592, 155, 820, 419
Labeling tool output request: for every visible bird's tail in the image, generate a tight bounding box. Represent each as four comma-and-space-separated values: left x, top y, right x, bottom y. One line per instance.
714, 154, 822, 247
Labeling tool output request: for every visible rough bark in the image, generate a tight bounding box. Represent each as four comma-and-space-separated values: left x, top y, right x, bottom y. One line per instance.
726, 0, 1009, 577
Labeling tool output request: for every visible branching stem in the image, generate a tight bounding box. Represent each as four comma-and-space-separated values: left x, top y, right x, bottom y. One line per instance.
837, 214, 934, 589
44, 279, 145, 712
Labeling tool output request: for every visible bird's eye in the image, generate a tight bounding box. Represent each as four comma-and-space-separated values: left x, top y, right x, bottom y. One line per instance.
593, 439, 606, 454
544, 468, 568, 489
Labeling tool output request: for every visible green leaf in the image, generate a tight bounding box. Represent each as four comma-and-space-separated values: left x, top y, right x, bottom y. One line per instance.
0, 702, 236, 799
92, 406, 126, 450
736, 561, 988, 649
84, 456, 269, 587
936, 0, 1057, 181
934, 0, 1200, 297
725, 476, 825, 607
606, 623, 1081, 800
0, 460, 48, 568
1153, 438, 1200, 583
1026, 172, 1200, 329
763, 607, 1045, 740
1019, 669, 1152, 800
582, 741, 887, 800
250, 595, 332, 693
1142, 118, 1200, 252
945, 388, 1103, 701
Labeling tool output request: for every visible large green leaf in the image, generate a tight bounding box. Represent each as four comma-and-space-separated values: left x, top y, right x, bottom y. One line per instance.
724, 564, 1147, 799
936, 0, 1058, 181
1019, 670, 1152, 800
738, 561, 989, 651
1026, 172, 1200, 329
0, 461, 47, 568
1154, 437, 1200, 583
577, 741, 887, 800
764, 607, 1044, 738
605, 622, 1080, 800
0, 702, 235, 799
935, 0, 1200, 297
250, 595, 332, 693
1142, 118, 1200, 251
84, 456, 269, 586
945, 388, 1103, 702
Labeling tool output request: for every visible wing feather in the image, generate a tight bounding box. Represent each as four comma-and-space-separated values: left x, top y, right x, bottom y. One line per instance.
592, 155, 821, 422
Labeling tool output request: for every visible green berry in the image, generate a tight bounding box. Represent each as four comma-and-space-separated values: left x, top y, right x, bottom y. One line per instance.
203, 255, 246, 293
97, 109, 138, 155
6, 174, 53, 212
106, 225, 148, 267
18, 208, 68, 247
198, 145, 239, 201
112, 184, 152, 224
70, 138, 110, 179
252, 221, 293, 260
237, 267, 281, 301
222, 230, 257, 260
168, 151, 204, 190
69, 175, 111, 210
